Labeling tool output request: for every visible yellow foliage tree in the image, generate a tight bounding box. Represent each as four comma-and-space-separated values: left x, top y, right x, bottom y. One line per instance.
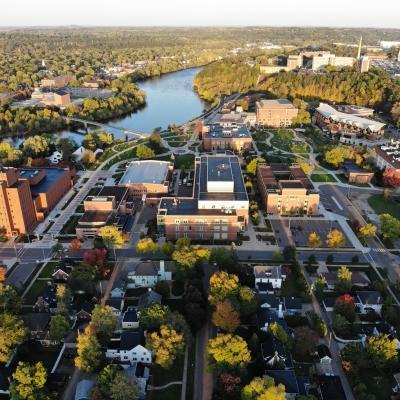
212, 300, 240, 333
326, 229, 345, 248
308, 232, 322, 248
208, 271, 239, 305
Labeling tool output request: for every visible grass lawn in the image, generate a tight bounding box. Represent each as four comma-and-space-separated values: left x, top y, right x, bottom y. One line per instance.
311, 173, 337, 182
270, 129, 294, 152
103, 147, 138, 169
150, 385, 182, 400
24, 280, 48, 304
368, 194, 400, 218
38, 261, 58, 279
152, 356, 184, 386
174, 154, 195, 169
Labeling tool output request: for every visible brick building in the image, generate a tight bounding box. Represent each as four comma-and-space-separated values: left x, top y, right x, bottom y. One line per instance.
256, 100, 298, 128
157, 156, 249, 241
257, 164, 319, 215
202, 125, 253, 152
40, 75, 75, 88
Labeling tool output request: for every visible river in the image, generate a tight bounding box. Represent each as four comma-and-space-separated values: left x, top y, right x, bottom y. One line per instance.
6, 67, 207, 147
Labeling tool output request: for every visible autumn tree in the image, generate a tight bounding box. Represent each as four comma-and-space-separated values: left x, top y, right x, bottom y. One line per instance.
334, 294, 356, 322
217, 373, 241, 398
238, 286, 257, 317
241, 375, 286, 400
136, 237, 158, 254
147, 325, 185, 368
246, 157, 265, 176
98, 226, 125, 258
75, 330, 102, 372
308, 232, 322, 248
383, 168, 400, 187
9, 362, 48, 400
0, 313, 27, 362
269, 322, 290, 347
365, 334, 398, 369
160, 241, 175, 256
212, 300, 240, 333
208, 334, 251, 372
81, 149, 96, 164
136, 144, 155, 159
83, 247, 107, 266
139, 303, 170, 329
0, 283, 21, 313
208, 271, 239, 305
68, 238, 81, 252
109, 372, 140, 400
0, 265, 6, 282
380, 213, 400, 242
172, 244, 210, 270
89, 305, 118, 341
326, 229, 345, 248
359, 223, 377, 242
49, 314, 70, 341
335, 266, 352, 294
293, 326, 319, 360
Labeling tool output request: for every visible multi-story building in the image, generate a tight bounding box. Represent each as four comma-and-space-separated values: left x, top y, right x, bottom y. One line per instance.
286, 55, 303, 70
337, 104, 374, 117
311, 54, 355, 70
40, 75, 75, 88
256, 99, 298, 128
257, 163, 319, 215
315, 103, 385, 141
202, 125, 253, 152
373, 140, 400, 171
359, 56, 370, 73
0, 167, 73, 236
118, 160, 172, 199
31, 89, 71, 107
157, 155, 249, 241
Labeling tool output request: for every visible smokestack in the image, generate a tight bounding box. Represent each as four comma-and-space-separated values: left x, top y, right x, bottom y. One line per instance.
357, 36, 362, 59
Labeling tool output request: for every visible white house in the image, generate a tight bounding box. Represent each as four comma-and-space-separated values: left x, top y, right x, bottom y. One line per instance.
254, 265, 286, 289
105, 298, 124, 317
106, 331, 152, 364
47, 151, 63, 164
355, 291, 383, 315
122, 308, 139, 329
317, 345, 332, 365
127, 260, 173, 288
72, 146, 86, 162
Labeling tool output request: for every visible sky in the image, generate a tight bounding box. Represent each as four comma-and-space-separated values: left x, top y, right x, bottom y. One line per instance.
1, 0, 400, 28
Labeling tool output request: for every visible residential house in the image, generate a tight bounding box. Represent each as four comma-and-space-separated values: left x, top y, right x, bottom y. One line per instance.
254, 265, 286, 289
137, 290, 162, 311
47, 151, 63, 165
355, 291, 383, 315
262, 336, 293, 370
258, 308, 290, 334
283, 297, 303, 315
122, 308, 139, 329
256, 282, 274, 294
106, 331, 152, 364
105, 298, 124, 316
322, 297, 336, 312
127, 260, 173, 288
265, 370, 302, 398
21, 313, 52, 345
110, 282, 126, 299
76, 301, 95, 320
317, 344, 332, 365
319, 271, 370, 291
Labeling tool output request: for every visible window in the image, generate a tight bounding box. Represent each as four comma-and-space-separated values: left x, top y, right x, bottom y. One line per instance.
175, 219, 180, 224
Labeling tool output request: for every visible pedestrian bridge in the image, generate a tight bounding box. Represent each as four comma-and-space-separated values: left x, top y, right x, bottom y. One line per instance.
65, 117, 149, 138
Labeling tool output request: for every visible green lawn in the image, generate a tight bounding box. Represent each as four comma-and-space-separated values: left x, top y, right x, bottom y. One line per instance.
38, 261, 59, 279
368, 194, 400, 218
152, 356, 184, 386
270, 129, 294, 152
174, 154, 195, 169
24, 280, 48, 304
311, 173, 337, 182
150, 385, 182, 400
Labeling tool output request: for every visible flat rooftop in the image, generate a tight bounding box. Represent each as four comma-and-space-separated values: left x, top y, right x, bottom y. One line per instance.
256, 99, 296, 109
20, 168, 67, 194
158, 198, 238, 216
205, 124, 252, 139
119, 161, 170, 186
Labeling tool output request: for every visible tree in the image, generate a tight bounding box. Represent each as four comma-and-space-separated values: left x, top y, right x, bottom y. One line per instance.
0, 266, 6, 282
326, 229, 345, 248
269, 322, 290, 346
52, 242, 65, 259
212, 300, 240, 333
68, 263, 96, 295
308, 232, 322, 248
0, 313, 27, 362
155, 280, 170, 297
98, 226, 125, 258
68, 239, 81, 252
380, 213, 400, 241
139, 303, 170, 329
365, 334, 398, 369
324, 146, 355, 168
49, 314, 70, 341
9, 362, 48, 400
207, 334, 251, 372
83, 247, 107, 266
210, 247, 238, 272
307, 311, 328, 337
334, 294, 356, 322
208, 271, 239, 305
109, 372, 140, 400
81, 149, 96, 164
160, 241, 175, 256
241, 375, 286, 400
335, 266, 352, 293
293, 326, 319, 360
217, 373, 241, 398
94, 365, 121, 399
359, 223, 377, 242
314, 276, 326, 301
22, 135, 49, 158
164, 311, 192, 345
136, 237, 158, 254
89, 305, 118, 341
0, 283, 21, 313
172, 245, 210, 270
246, 157, 265, 176
332, 314, 350, 338
238, 286, 256, 317
75, 330, 101, 372
147, 325, 185, 368
136, 144, 155, 159
383, 168, 400, 187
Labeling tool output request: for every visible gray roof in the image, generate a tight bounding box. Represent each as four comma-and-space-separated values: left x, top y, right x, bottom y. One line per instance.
75, 379, 95, 400
128, 260, 173, 277
119, 160, 170, 185
254, 265, 283, 280
120, 331, 141, 350
137, 290, 162, 310
205, 124, 251, 139
356, 291, 383, 305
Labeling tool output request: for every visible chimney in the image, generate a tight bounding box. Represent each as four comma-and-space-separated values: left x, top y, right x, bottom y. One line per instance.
160, 260, 165, 275
278, 303, 284, 319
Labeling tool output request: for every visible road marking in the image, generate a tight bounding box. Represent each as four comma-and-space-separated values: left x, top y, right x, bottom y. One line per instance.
330, 196, 343, 211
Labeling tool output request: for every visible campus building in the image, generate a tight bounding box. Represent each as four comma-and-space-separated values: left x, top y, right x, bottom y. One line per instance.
40, 74, 75, 88
118, 160, 173, 199
157, 155, 249, 241
202, 124, 253, 152
342, 160, 374, 184
256, 163, 320, 215
0, 167, 73, 236
311, 54, 355, 70
31, 89, 71, 107
314, 103, 385, 141
256, 99, 298, 128
373, 140, 400, 171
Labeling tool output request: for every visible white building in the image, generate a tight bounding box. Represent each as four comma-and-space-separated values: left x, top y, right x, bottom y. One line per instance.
47, 151, 63, 164
355, 291, 383, 315
373, 140, 400, 171
254, 265, 286, 289
127, 260, 173, 288
72, 146, 86, 162
312, 54, 355, 70
121, 308, 139, 329
106, 331, 152, 364
380, 41, 400, 49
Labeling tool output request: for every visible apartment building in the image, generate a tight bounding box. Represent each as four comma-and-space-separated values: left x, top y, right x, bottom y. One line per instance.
311, 54, 355, 70
40, 74, 75, 88
118, 160, 173, 198
256, 99, 298, 127
257, 164, 319, 215
157, 155, 249, 241
373, 140, 400, 171
202, 124, 253, 152
0, 167, 72, 236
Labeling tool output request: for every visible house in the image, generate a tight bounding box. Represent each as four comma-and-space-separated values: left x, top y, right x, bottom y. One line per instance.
21, 313, 52, 344
106, 331, 152, 365
265, 370, 301, 398
257, 293, 280, 311
76, 301, 95, 320
257, 308, 290, 334
124, 363, 150, 399
254, 265, 286, 289
122, 308, 139, 329
137, 290, 162, 311
110, 284, 126, 299
317, 375, 346, 400
283, 297, 303, 315
256, 282, 274, 294
47, 151, 63, 165
105, 298, 124, 316
262, 336, 293, 369
319, 271, 370, 290
342, 159, 374, 185
317, 344, 332, 365
75, 379, 95, 400
72, 146, 87, 162
34, 284, 57, 313
322, 296, 336, 312
355, 291, 383, 315
127, 260, 173, 288
52, 266, 71, 283
0, 367, 11, 396
392, 372, 400, 393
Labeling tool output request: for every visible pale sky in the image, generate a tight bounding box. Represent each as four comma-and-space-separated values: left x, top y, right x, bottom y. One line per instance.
1, 0, 400, 28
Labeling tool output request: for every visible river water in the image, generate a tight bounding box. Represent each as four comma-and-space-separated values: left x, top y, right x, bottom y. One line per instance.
7, 67, 206, 147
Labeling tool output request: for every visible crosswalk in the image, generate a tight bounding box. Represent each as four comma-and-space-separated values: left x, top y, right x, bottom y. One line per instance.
371, 248, 387, 253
